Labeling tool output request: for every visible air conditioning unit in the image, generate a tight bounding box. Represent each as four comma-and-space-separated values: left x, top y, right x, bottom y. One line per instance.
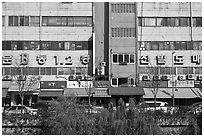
153, 76, 161, 81
197, 75, 202, 81
142, 75, 151, 81
186, 74, 194, 80
69, 75, 76, 81
161, 75, 170, 81
2, 75, 12, 81
100, 62, 106, 67
97, 66, 105, 75
177, 75, 186, 81
76, 75, 85, 81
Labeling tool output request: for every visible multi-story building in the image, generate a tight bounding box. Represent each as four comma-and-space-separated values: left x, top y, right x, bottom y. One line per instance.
96, 2, 202, 106
2, 2, 202, 107
2, 2, 94, 106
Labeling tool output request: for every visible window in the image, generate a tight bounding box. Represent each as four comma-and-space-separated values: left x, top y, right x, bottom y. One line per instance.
19, 16, 29, 26
195, 67, 202, 74
30, 16, 40, 26
2, 16, 5, 26
112, 28, 135, 37
118, 78, 128, 86
9, 16, 18, 26
112, 78, 117, 86
40, 67, 46, 75
183, 67, 193, 74
175, 42, 187, 50
156, 18, 167, 26
113, 54, 135, 64
112, 4, 135, 13
113, 54, 118, 63
42, 16, 92, 26
130, 55, 135, 63
193, 42, 200, 50
193, 17, 202, 27
143, 18, 156, 26
179, 18, 189, 27
11, 42, 17, 50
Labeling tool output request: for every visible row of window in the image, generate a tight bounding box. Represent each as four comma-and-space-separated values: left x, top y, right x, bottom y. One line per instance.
112, 54, 135, 64
112, 4, 135, 13
111, 3, 189, 13
42, 16, 92, 26
112, 77, 136, 86
8, 16, 40, 26
140, 41, 202, 50
112, 28, 136, 37
138, 17, 202, 27
5, 16, 92, 27
139, 67, 202, 75
2, 41, 93, 50
3, 67, 88, 76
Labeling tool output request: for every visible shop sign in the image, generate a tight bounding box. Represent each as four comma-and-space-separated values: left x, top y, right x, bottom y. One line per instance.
36, 55, 47, 65
40, 81, 67, 89
140, 56, 149, 65
191, 55, 201, 65
2, 55, 12, 65
194, 80, 202, 88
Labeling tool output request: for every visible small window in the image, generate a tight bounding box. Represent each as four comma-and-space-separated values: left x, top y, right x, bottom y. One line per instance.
193, 17, 202, 27
112, 78, 117, 86
119, 54, 123, 63
51, 67, 57, 75
30, 16, 40, 26
118, 78, 128, 86
2, 16, 5, 26
195, 67, 202, 74
124, 54, 129, 63
113, 54, 118, 63
130, 54, 135, 63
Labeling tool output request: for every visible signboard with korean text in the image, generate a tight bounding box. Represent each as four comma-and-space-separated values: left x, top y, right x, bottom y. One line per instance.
139, 51, 202, 67
168, 80, 194, 88
40, 81, 67, 89
2, 51, 92, 67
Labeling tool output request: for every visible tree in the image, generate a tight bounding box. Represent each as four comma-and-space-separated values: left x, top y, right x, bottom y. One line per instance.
144, 66, 162, 110
11, 61, 41, 106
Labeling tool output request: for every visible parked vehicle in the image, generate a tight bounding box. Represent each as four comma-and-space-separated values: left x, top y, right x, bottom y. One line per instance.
4, 105, 38, 115
138, 101, 169, 112
79, 105, 104, 114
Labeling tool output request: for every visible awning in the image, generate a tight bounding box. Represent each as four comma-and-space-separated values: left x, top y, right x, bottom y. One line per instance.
38, 91, 63, 97
64, 88, 89, 97
8, 81, 40, 92
93, 88, 111, 97
2, 81, 11, 89
93, 81, 110, 88
2, 88, 8, 97
190, 88, 202, 98
143, 88, 202, 98
109, 87, 145, 96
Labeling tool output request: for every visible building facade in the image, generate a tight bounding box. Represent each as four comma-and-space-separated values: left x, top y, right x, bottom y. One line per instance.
2, 2, 94, 106
2, 2, 202, 107
104, 2, 202, 105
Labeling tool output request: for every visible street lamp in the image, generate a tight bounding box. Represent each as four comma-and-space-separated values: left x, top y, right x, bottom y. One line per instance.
172, 51, 175, 107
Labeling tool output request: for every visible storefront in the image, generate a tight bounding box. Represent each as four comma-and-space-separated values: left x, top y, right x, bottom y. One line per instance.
39, 81, 66, 101
7, 81, 40, 106
143, 88, 202, 106
108, 86, 145, 106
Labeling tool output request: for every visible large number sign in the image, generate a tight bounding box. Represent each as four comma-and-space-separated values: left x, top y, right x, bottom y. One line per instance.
2, 51, 91, 67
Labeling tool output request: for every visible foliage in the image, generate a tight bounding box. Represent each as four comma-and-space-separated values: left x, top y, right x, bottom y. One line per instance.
2, 97, 201, 135
41, 97, 163, 135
